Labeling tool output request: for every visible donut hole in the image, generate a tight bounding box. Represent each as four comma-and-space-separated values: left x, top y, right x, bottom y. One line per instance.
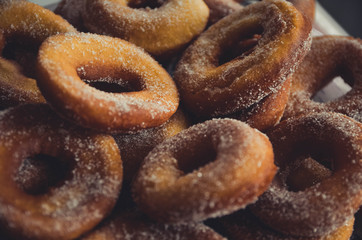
1, 38, 39, 79
175, 138, 217, 175
281, 140, 335, 192
312, 66, 353, 103
218, 26, 263, 66
15, 154, 72, 195
77, 67, 144, 93
127, 0, 165, 9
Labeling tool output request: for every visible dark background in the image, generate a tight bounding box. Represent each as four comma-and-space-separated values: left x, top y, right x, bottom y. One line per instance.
318, 0, 362, 38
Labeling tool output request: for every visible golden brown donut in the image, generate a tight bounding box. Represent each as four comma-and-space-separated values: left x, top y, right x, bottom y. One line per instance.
81, 209, 226, 240
0, 104, 123, 240
37, 33, 179, 132
113, 109, 188, 183
284, 36, 362, 122
251, 112, 362, 237
203, 0, 243, 25
230, 75, 292, 131
173, 0, 312, 118
82, 0, 209, 56
132, 118, 276, 223
216, 210, 355, 240
0, 0, 77, 107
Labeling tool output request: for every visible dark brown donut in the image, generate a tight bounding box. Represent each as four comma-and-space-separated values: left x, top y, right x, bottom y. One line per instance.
251, 112, 362, 237
0, 104, 123, 240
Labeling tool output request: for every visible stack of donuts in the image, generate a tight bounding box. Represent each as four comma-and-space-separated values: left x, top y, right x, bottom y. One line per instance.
0, 0, 361, 239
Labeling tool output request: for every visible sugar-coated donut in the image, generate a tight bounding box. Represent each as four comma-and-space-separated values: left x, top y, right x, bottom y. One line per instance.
113, 109, 189, 183
284, 36, 362, 122
82, 209, 226, 240
82, 0, 209, 56
0, 104, 123, 240
132, 118, 276, 223
251, 112, 362, 237
203, 0, 243, 25
0, 0, 77, 107
37, 33, 179, 132
174, 0, 311, 118
215, 210, 355, 240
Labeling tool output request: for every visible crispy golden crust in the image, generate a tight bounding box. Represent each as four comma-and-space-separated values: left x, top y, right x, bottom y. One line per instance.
251, 112, 362, 237
82, 0, 209, 56
0, 104, 123, 240
174, 0, 312, 118
0, 0, 76, 107
132, 118, 276, 223
37, 33, 179, 132
284, 36, 362, 122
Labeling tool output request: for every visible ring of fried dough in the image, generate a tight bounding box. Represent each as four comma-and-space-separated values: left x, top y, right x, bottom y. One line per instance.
82, 0, 209, 56
81, 209, 226, 240
203, 0, 243, 25
113, 109, 188, 183
0, 0, 76, 107
132, 118, 276, 223
37, 33, 179, 132
173, 0, 311, 118
283, 36, 362, 122
217, 210, 354, 240
0, 104, 123, 240
251, 112, 362, 237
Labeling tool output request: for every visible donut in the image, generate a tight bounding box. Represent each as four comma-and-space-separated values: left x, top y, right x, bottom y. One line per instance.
132, 118, 276, 223
215, 210, 355, 240
36, 33, 179, 132
251, 112, 362, 237
81, 209, 226, 240
113, 109, 189, 183
173, 0, 312, 118
203, 0, 243, 25
283, 36, 362, 122
0, 0, 77, 107
54, 0, 87, 31
0, 104, 123, 240
229, 75, 292, 131
82, 0, 209, 57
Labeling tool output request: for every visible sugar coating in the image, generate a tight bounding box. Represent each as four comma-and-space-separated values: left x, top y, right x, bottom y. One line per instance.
82, 209, 226, 240
82, 0, 209, 56
284, 36, 362, 122
0, 104, 123, 239
251, 112, 362, 237
132, 118, 276, 223
37, 33, 179, 132
173, 0, 312, 117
